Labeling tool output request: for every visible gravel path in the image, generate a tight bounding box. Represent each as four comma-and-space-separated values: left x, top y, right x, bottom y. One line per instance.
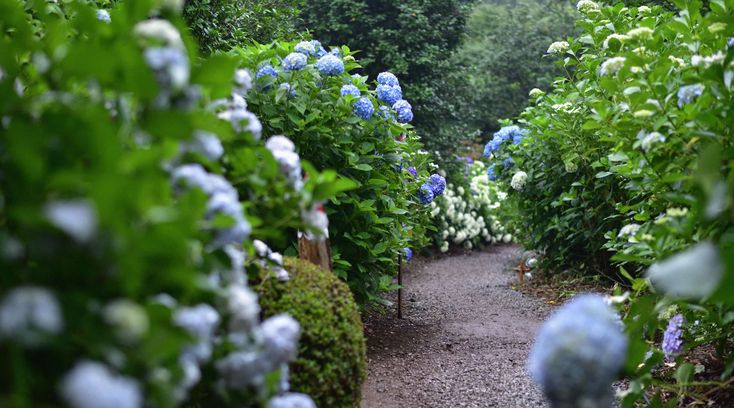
360, 245, 551, 407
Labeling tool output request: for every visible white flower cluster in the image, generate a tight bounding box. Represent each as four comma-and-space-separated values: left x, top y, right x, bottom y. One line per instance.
431, 162, 512, 252
547, 41, 569, 55
266, 135, 303, 191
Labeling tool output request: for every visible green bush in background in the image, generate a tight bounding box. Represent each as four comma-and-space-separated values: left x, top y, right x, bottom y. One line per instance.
231, 40, 435, 303
256, 257, 367, 408
183, 0, 302, 54
442, 0, 578, 140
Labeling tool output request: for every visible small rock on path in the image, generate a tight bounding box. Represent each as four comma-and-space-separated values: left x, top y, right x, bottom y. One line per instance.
360, 245, 551, 407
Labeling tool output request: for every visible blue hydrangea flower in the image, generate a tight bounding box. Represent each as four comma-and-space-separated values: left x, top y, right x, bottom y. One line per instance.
283, 52, 307, 71
677, 84, 703, 108
503, 157, 515, 169
294, 41, 316, 55
392, 99, 413, 123
403, 248, 413, 262
310, 40, 327, 57
279, 82, 296, 97
662, 314, 684, 360
397, 109, 413, 123
340, 84, 361, 97
353, 97, 374, 120
728, 37, 734, 48
512, 128, 527, 144
487, 164, 498, 181
377, 72, 399, 87
417, 183, 435, 204
376, 84, 402, 105
377, 106, 395, 121
428, 174, 446, 196
256, 65, 278, 80
96, 9, 111, 23
315, 54, 344, 76
330, 47, 341, 57
529, 294, 628, 408
407, 166, 418, 178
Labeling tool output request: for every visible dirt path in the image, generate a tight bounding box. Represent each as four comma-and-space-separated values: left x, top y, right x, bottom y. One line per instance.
360, 245, 551, 407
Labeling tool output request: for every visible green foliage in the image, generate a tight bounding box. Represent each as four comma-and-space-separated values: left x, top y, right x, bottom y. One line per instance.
299, 0, 474, 157
488, 0, 734, 404
183, 0, 301, 54
231, 41, 434, 303
442, 0, 578, 140
0, 1, 344, 406
256, 257, 367, 408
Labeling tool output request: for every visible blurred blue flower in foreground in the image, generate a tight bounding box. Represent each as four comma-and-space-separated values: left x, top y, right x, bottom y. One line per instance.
529, 294, 627, 408
677, 84, 703, 108
646, 241, 723, 300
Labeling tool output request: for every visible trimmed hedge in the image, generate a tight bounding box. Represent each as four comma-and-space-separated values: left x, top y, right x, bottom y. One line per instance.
256, 257, 367, 407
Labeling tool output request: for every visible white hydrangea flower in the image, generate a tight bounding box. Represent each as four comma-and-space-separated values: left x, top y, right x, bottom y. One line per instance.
600, 57, 626, 76
547, 41, 569, 55
637, 5, 650, 13
602, 34, 629, 49
181, 131, 224, 161
103, 299, 149, 343
618, 223, 641, 242
226, 284, 260, 332
627, 27, 654, 39
691, 52, 725, 67
637, 131, 665, 151
577, 0, 600, 14
60, 361, 143, 408
0, 286, 63, 346
44, 199, 98, 243
259, 314, 300, 364
234, 69, 252, 96
510, 171, 528, 191
266, 135, 303, 191
268, 393, 316, 408
529, 88, 544, 98
174, 304, 220, 340
133, 19, 184, 50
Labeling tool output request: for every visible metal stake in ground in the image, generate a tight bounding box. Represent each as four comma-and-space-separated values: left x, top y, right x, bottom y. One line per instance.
397, 253, 403, 319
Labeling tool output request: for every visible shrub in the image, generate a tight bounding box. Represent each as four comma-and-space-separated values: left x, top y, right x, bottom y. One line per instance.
256, 257, 367, 408
230, 40, 442, 303
492, 1, 734, 405
0, 1, 350, 406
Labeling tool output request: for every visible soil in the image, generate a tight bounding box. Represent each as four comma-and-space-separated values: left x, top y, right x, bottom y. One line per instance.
360, 245, 551, 407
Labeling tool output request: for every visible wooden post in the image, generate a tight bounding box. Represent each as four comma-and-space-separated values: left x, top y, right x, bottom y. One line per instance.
298, 234, 332, 272
397, 253, 403, 319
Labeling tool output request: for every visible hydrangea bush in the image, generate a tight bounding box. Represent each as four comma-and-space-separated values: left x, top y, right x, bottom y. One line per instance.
0, 1, 351, 406
430, 161, 512, 252
503, 1, 734, 405
229, 41, 437, 303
